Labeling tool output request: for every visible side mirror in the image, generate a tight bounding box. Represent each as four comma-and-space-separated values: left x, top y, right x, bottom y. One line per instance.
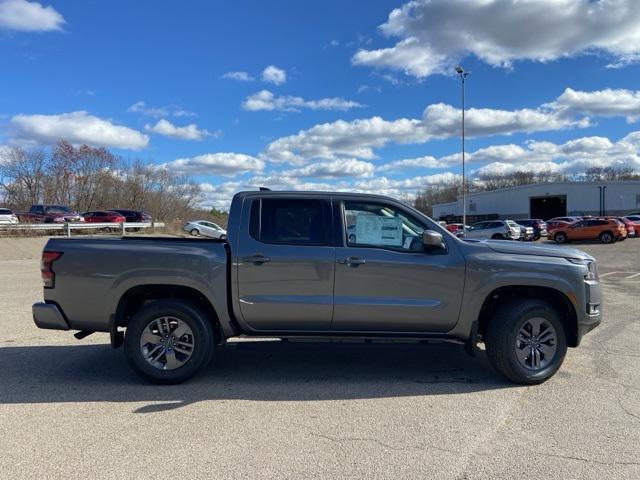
423, 230, 444, 249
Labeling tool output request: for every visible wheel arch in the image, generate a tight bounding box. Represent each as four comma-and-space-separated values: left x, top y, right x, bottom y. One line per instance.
476, 285, 579, 347
115, 284, 222, 343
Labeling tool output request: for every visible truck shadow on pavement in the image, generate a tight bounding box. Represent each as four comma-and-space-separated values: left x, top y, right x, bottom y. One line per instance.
0, 341, 517, 413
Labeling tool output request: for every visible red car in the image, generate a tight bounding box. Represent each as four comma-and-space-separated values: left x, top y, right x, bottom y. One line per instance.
600, 216, 635, 238
545, 219, 571, 234
82, 210, 126, 223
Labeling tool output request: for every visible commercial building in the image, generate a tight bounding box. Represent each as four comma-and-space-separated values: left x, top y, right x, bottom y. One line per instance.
432, 181, 640, 221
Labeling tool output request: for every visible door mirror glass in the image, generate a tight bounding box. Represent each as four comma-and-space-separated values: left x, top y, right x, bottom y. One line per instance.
422, 230, 444, 250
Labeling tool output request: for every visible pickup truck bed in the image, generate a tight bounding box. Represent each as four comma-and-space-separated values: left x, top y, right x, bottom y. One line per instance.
33, 190, 602, 385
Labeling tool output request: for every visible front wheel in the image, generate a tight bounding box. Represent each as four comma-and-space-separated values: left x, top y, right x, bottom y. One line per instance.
491, 234, 503, 240
484, 299, 567, 384
124, 300, 215, 384
190, 228, 200, 236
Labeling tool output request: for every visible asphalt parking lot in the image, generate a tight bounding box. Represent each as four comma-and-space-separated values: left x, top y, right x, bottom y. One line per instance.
0, 237, 639, 479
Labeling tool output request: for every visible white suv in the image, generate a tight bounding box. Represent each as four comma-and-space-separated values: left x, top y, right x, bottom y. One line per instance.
466, 220, 521, 240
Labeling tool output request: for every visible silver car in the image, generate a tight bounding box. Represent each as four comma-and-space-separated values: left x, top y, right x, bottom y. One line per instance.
183, 220, 227, 239
466, 220, 521, 240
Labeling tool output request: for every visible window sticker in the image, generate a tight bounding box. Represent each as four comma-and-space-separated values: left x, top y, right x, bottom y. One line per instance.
355, 215, 403, 246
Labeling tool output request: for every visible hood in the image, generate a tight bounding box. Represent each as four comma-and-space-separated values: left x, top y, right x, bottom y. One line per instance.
478, 240, 593, 261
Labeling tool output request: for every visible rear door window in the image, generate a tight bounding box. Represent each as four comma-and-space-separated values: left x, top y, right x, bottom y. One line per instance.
250, 198, 327, 246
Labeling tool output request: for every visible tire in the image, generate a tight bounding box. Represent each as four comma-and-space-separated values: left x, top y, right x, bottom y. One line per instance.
599, 231, 614, 244
190, 228, 200, 236
124, 300, 215, 384
491, 234, 503, 240
484, 299, 567, 384
553, 232, 567, 244
219, 234, 227, 240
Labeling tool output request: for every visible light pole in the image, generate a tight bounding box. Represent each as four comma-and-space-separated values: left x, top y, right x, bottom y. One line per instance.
455, 65, 469, 231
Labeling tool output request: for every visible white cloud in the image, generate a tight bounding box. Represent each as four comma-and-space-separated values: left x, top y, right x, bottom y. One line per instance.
198, 172, 461, 211
352, 0, 640, 78
262, 65, 286, 85
242, 90, 363, 112
159, 153, 264, 177
378, 155, 444, 172
285, 159, 375, 178
10, 111, 149, 150
127, 101, 195, 118
145, 119, 220, 141
262, 99, 585, 165
0, 0, 65, 32
553, 88, 640, 122
222, 71, 254, 82
262, 116, 426, 164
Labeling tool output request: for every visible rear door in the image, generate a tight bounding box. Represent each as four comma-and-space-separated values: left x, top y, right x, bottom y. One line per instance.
235, 196, 335, 331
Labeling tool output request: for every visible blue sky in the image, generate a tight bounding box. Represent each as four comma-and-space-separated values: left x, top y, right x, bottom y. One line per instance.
2, 0, 640, 209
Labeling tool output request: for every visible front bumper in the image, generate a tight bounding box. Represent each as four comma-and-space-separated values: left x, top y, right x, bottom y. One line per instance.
576, 280, 602, 345
32, 302, 70, 330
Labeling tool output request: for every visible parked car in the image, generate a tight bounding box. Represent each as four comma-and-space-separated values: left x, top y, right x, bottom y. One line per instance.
0, 208, 19, 224
466, 220, 521, 240
599, 216, 635, 238
17, 205, 84, 223
445, 223, 469, 237
109, 209, 152, 223
517, 224, 535, 241
32, 190, 601, 385
552, 218, 626, 244
516, 219, 548, 241
546, 219, 571, 234
82, 211, 126, 223
183, 220, 226, 239
624, 215, 640, 231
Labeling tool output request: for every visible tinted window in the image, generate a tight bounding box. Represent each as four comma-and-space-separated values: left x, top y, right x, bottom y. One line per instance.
471, 222, 486, 229
46, 206, 71, 214
0, 209, 12, 215
488, 222, 503, 229
343, 201, 425, 252
250, 198, 326, 245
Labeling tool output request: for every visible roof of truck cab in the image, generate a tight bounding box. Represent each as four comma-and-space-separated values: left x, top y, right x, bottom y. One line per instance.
234, 190, 402, 201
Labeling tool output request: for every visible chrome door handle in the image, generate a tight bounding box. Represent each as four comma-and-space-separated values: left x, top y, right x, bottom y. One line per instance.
243, 254, 271, 264
338, 256, 366, 266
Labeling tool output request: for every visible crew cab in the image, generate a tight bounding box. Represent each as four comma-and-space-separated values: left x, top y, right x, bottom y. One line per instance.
32, 191, 602, 385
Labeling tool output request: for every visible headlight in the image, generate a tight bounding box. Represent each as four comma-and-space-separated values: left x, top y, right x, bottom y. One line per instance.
567, 257, 597, 280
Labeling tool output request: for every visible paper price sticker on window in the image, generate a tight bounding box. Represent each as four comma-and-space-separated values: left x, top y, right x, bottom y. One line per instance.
355, 215, 403, 246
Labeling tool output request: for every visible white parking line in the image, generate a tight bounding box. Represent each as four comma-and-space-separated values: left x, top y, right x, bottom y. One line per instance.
599, 272, 618, 278
625, 272, 640, 279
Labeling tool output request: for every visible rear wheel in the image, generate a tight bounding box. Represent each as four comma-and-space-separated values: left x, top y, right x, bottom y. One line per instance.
484, 299, 567, 384
599, 231, 614, 244
124, 300, 215, 384
553, 232, 567, 243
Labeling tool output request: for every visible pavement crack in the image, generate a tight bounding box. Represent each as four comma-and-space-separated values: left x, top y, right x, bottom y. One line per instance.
532, 451, 640, 467
304, 429, 461, 455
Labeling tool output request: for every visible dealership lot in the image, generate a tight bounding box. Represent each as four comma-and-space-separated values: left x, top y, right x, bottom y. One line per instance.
0, 238, 638, 479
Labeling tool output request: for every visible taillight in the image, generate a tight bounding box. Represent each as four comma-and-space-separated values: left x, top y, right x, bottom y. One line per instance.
41, 251, 62, 288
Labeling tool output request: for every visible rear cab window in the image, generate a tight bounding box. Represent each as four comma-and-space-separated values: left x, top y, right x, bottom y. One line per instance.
249, 198, 328, 246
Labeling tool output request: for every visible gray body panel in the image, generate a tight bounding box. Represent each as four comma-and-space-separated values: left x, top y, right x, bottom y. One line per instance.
34, 190, 602, 347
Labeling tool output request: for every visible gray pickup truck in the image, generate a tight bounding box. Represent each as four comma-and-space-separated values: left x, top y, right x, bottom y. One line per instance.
33, 190, 602, 384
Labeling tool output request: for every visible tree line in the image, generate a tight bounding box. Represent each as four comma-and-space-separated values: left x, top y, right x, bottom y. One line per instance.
0, 141, 227, 226
414, 168, 640, 217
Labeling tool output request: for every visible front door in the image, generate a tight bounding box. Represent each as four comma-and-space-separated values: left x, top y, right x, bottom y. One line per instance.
236, 197, 335, 331
333, 199, 465, 333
